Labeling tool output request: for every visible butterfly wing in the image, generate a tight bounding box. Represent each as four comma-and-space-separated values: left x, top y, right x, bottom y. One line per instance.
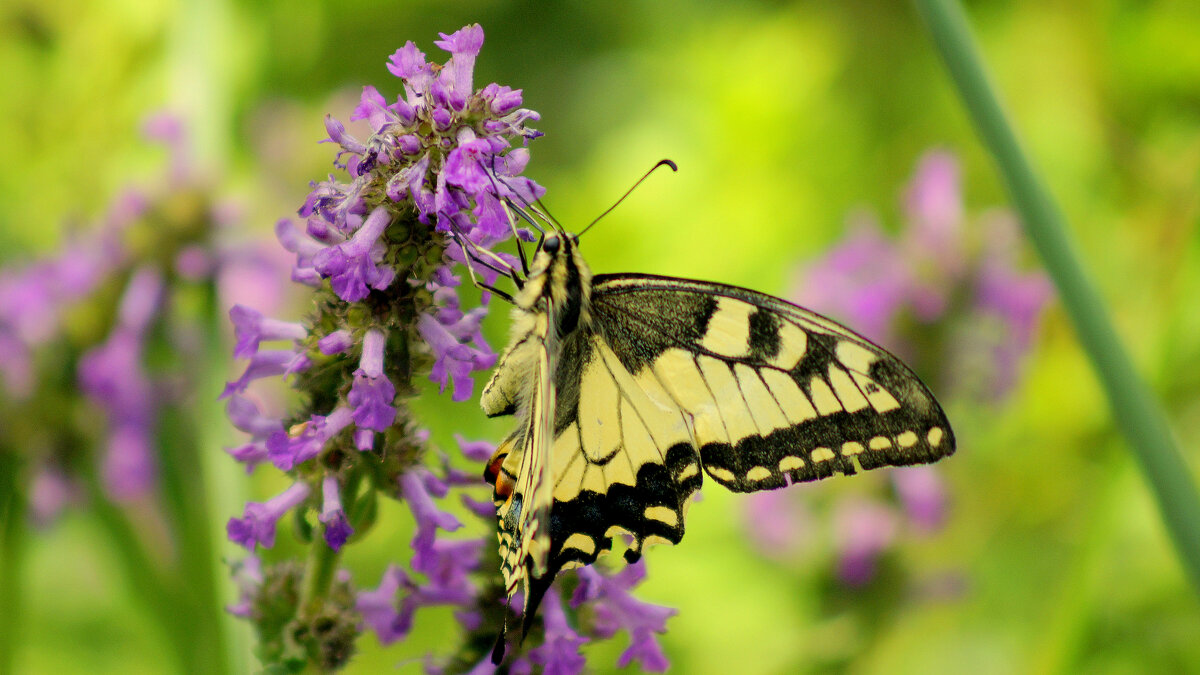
529, 272, 954, 581
489, 305, 556, 600
590, 273, 955, 488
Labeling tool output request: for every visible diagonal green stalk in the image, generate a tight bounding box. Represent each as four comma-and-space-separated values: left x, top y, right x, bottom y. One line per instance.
914, 0, 1200, 594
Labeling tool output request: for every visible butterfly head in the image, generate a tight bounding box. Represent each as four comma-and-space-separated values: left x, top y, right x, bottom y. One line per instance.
517, 231, 591, 336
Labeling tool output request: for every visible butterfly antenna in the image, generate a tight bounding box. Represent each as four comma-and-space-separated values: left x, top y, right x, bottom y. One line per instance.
577, 159, 678, 238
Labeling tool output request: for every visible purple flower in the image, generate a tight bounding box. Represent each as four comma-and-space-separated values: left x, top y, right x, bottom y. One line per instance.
229, 304, 307, 359
832, 499, 898, 587
891, 466, 947, 532
318, 329, 354, 355
311, 207, 396, 302
572, 562, 675, 672
443, 131, 494, 194
266, 407, 353, 471
417, 299, 495, 403
220, 349, 310, 399
357, 565, 408, 644
742, 487, 816, 560
227, 482, 312, 550
28, 465, 79, 528
525, 588, 588, 675
225, 395, 284, 439
319, 475, 354, 551
793, 218, 926, 348
348, 329, 396, 431
399, 469, 463, 573
433, 24, 485, 109
454, 434, 495, 462
102, 423, 157, 500
226, 556, 263, 618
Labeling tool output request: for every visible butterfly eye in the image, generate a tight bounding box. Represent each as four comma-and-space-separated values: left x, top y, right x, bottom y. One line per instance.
570, 234, 580, 246
542, 236, 560, 254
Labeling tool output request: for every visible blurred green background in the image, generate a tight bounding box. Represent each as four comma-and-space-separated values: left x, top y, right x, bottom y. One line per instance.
3, 0, 1199, 673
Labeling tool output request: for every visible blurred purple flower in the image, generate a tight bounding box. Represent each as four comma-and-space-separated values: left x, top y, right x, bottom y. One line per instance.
357, 565, 408, 644
743, 486, 817, 560
891, 466, 947, 532
227, 555, 264, 618
28, 465, 79, 528
833, 499, 899, 587
78, 267, 164, 500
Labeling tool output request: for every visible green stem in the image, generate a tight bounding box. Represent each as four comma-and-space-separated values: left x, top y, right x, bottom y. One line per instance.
914, 0, 1200, 594
152, 281, 232, 675
81, 469, 193, 671
300, 530, 343, 617
0, 452, 26, 675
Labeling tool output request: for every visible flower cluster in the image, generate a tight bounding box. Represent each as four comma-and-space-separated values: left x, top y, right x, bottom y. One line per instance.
223, 26, 678, 672
746, 150, 1052, 585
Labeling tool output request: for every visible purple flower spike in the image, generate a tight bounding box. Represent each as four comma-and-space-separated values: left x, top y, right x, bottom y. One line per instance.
349, 329, 397, 431
227, 482, 312, 550
312, 207, 396, 302
229, 304, 307, 359
320, 475, 354, 551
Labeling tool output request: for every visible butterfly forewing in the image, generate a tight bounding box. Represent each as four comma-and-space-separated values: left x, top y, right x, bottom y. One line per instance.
589, 273, 955, 490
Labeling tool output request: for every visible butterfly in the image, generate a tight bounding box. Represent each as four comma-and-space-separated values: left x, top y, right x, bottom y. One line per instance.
465, 163, 955, 660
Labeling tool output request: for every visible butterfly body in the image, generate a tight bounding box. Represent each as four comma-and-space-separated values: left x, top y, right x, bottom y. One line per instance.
482, 232, 955, 637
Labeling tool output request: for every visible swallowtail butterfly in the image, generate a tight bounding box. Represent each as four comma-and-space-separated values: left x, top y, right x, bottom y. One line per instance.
471, 167, 955, 660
